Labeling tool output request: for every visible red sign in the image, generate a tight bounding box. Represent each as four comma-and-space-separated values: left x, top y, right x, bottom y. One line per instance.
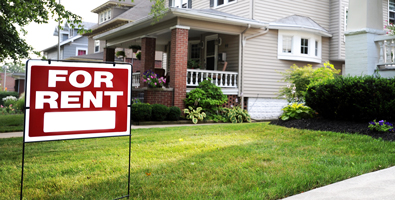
24, 60, 131, 142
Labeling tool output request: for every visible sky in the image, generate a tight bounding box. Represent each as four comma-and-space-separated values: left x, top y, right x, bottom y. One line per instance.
22, 0, 108, 59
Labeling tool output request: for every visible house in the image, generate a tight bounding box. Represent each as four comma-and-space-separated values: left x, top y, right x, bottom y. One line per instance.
67, 0, 164, 74
42, 22, 96, 60
88, 0, 392, 120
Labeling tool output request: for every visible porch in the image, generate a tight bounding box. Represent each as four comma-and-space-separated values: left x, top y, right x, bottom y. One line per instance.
374, 35, 395, 77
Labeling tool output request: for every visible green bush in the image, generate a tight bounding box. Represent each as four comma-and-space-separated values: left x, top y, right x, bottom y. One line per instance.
223, 106, 251, 123
151, 104, 170, 121
15, 93, 25, 111
278, 62, 340, 102
184, 79, 227, 116
131, 103, 152, 121
167, 106, 181, 121
280, 103, 315, 121
0, 91, 19, 105
305, 75, 395, 120
184, 106, 206, 124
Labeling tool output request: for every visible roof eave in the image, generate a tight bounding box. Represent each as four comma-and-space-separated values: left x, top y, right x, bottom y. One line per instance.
269, 24, 332, 37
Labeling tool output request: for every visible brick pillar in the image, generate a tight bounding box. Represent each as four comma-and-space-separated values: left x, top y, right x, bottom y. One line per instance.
141, 37, 156, 87
169, 26, 189, 111
103, 48, 115, 62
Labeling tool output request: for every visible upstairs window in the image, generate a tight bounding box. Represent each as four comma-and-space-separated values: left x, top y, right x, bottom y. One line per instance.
99, 9, 111, 24
211, 0, 236, 8
169, 0, 191, 8
69, 28, 74, 37
94, 40, 100, 53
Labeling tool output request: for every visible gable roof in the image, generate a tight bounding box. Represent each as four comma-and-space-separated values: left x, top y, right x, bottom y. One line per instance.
269, 15, 332, 37
42, 35, 83, 52
84, 0, 153, 37
91, 0, 135, 13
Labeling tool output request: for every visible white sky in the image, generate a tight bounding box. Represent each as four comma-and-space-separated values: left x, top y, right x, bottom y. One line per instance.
23, 0, 108, 59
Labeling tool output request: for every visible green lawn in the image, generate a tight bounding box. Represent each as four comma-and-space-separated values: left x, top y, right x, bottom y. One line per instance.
1, 123, 395, 199
0, 114, 24, 132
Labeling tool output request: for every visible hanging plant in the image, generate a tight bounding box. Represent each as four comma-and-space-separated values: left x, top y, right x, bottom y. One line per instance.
129, 45, 141, 53
115, 51, 125, 58
136, 52, 141, 60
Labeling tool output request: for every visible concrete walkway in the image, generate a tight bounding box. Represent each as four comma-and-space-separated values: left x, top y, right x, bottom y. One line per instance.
283, 166, 395, 200
2, 124, 395, 200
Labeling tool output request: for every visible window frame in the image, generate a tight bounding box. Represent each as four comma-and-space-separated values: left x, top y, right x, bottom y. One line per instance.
282, 36, 293, 53
99, 9, 112, 24
94, 40, 100, 53
390, 0, 395, 24
300, 38, 309, 55
76, 47, 88, 56
277, 30, 322, 63
214, 0, 237, 8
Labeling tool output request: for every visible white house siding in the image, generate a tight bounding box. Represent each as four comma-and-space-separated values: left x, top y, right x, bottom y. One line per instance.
339, 0, 349, 60
215, 0, 250, 19
218, 34, 239, 72
46, 51, 58, 60
384, 0, 389, 27
192, 0, 210, 9
329, 0, 341, 60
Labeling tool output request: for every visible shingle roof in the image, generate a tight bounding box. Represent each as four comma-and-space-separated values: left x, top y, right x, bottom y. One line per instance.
269, 15, 331, 37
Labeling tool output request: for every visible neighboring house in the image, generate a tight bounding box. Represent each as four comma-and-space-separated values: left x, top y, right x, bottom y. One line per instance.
42, 22, 96, 60
89, 0, 392, 119
0, 72, 24, 95
68, 0, 164, 68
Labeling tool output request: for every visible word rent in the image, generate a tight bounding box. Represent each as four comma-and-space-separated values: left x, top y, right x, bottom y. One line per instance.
36, 70, 123, 109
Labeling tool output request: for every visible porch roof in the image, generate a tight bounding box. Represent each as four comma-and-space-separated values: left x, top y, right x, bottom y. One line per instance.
269, 15, 332, 37
93, 8, 268, 43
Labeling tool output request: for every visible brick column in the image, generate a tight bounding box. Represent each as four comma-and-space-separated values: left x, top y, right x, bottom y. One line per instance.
141, 37, 156, 87
103, 48, 115, 62
169, 26, 189, 111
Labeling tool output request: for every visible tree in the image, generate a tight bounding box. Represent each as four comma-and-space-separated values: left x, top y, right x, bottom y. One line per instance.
1, 62, 26, 73
0, 0, 166, 63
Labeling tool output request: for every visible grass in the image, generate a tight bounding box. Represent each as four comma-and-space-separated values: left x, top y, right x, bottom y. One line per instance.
0, 114, 24, 132
1, 123, 395, 199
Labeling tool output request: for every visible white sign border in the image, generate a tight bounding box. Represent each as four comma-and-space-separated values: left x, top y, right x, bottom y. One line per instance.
24, 60, 132, 143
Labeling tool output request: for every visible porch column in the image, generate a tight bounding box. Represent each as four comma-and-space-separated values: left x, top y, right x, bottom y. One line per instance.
345, 0, 386, 76
103, 47, 115, 62
170, 26, 189, 111
141, 37, 156, 87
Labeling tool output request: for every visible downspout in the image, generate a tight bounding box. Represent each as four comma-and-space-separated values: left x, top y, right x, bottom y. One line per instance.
239, 24, 250, 109
240, 26, 269, 109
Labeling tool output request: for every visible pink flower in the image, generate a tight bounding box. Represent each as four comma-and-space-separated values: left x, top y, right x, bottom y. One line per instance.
143, 79, 147, 82
164, 79, 166, 83
155, 82, 157, 85
147, 78, 150, 81
0, 105, 3, 108
151, 75, 153, 78
9, 104, 12, 107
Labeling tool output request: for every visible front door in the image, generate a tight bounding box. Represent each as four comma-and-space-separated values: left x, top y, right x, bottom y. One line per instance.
205, 35, 218, 70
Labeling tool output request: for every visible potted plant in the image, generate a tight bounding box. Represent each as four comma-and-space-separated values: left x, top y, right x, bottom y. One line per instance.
136, 52, 141, 60
129, 45, 141, 53
115, 51, 125, 58
187, 60, 200, 69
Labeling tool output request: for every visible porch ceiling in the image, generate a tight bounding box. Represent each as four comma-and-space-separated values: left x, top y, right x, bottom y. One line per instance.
94, 8, 268, 48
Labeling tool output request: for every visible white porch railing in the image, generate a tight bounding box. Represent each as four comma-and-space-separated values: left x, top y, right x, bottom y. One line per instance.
375, 35, 395, 69
186, 69, 238, 88
132, 72, 140, 87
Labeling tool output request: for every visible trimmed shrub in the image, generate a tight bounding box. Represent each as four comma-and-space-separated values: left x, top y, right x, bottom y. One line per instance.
167, 106, 181, 121
151, 104, 170, 121
0, 91, 19, 105
305, 75, 395, 121
131, 103, 152, 121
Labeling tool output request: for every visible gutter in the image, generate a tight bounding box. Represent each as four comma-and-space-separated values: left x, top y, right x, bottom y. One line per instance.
239, 24, 251, 109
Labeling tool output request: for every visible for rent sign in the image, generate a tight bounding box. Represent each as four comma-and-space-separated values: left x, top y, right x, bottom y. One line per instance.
24, 60, 131, 142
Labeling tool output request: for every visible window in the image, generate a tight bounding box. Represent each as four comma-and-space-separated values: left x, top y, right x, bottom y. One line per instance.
277, 30, 322, 63
99, 9, 111, 24
170, 0, 191, 8
212, 0, 236, 8
282, 36, 292, 53
301, 38, 308, 54
190, 44, 200, 60
94, 40, 100, 53
69, 28, 74, 37
76, 48, 88, 56
390, 0, 395, 24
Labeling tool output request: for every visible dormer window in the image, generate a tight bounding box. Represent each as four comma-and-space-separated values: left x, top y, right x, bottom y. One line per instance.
169, 0, 191, 8
99, 9, 111, 24
69, 28, 74, 37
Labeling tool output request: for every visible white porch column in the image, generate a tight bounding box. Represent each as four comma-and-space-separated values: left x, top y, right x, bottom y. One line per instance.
345, 0, 386, 76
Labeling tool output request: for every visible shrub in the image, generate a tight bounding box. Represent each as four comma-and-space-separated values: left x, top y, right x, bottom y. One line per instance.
184, 79, 227, 116
184, 106, 206, 124
223, 106, 251, 123
167, 106, 181, 121
278, 62, 340, 102
280, 103, 315, 121
151, 104, 170, 121
0, 91, 19, 105
368, 120, 394, 132
131, 103, 152, 121
2, 96, 17, 107
305, 75, 395, 120
15, 93, 25, 111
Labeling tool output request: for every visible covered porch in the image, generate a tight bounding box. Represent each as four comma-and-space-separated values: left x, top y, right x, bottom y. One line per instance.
94, 8, 267, 108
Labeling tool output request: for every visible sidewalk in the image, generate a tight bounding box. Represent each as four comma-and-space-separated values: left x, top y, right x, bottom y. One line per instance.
282, 166, 395, 200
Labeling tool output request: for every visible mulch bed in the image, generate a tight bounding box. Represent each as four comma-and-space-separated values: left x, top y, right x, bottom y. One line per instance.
270, 118, 395, 142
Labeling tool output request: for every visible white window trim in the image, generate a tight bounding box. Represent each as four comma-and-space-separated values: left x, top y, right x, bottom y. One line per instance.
99, 9, 112, 24
94, 40, 100, 53
76, 47, 88, 56
205, 34, 219, 70
282, 36, 293, 54
214, 0, 237, 8
344, 6, 348, 43
277, 30, 322, 63
170, 0, 190, 8
389, 0, 395, 23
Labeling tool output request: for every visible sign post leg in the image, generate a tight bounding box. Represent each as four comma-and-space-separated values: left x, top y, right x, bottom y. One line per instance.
20, 141, 26, 200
